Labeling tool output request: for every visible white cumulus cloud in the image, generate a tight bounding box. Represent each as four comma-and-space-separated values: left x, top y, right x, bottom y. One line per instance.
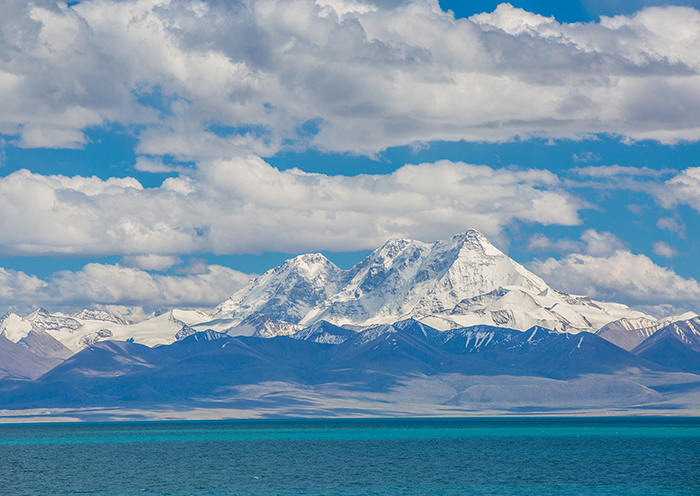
655, 167, 700, 212
527, 229, 625, 256
528, 250, 700, 312
571, 165, 672, 178
121, 254, 183, 271
657, 215, 686, 237
0, 263, 252, 314
0, 158, 582, 256
1, 1, 700, 156
652, 241, 677, 258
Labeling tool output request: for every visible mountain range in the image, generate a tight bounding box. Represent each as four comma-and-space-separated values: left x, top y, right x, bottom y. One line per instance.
212, 230, 657, 335
1, 317, 697, 416
0, 230, 698, 418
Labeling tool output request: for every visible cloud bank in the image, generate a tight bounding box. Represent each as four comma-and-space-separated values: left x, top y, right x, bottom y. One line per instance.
0, 263, 251, 314
529, 250, 700, 313
527, 227, 700, 314
0, 158, 580, 256
1, 0, 700, 157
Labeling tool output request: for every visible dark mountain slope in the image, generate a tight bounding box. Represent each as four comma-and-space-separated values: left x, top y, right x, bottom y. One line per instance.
0, 321, 669, 409
0, 335, 66, 380
632, 318, 700, 373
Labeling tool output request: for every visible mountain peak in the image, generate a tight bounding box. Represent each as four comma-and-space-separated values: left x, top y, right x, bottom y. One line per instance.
453, 228, 485, 240
283, 252, 339, 274
632, 316, 700, 372
287, 252, 330, 263
71, 308, 129, 325
378, 237, 415, 252
214, 230, 652, 337
27, 307, 51, 319
445, 229, 505, 257
426, 230, 550, 297
214, 251, 343, 324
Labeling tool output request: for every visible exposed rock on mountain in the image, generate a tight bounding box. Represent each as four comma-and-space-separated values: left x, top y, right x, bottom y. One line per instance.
596, 318, 665, 351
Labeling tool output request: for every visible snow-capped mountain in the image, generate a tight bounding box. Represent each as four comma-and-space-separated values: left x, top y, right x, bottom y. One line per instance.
595, 312, 699, 350
0, 308, 210, 352
595, 317, 665, 351
212, 230, 653, 336
0, 335, 66, 380
70, 309, 130, 325
0, 312, 72, 379
215, 253, 344, 323
1, 230, 692, 352
299, 232, 548, 326
632, 316, 700, 372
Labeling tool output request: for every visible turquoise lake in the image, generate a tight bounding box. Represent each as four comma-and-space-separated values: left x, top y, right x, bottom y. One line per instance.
0, 418, 698, 495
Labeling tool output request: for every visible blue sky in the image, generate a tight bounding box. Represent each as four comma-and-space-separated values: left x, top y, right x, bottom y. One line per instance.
441, 0, 700, 21
0, 0, 699, 314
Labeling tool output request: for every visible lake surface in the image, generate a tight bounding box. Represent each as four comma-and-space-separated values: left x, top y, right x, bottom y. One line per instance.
0, 417, 698, 495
